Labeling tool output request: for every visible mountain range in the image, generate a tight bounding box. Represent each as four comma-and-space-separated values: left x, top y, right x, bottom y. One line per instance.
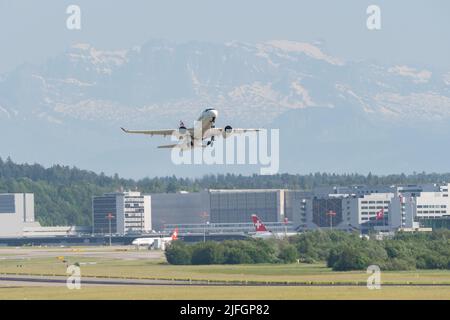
1, 39, 450, 178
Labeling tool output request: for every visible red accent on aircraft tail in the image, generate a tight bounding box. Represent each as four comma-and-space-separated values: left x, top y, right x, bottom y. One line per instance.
376, 208, 384, 220
171, 228, 178, 240
251, 214, 268, 232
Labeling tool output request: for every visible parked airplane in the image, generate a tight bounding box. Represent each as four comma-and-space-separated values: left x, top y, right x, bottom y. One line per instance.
250, 214, 297, 239
132, 228, 178, 249
121, 108, 261, 149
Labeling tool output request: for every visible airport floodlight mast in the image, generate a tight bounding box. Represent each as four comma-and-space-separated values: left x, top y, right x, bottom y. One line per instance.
327, 210, 336, 230
284, 217, 289, 237
200, 211, 209, 242
106, 213, 114, 246
204, 221, 210, 243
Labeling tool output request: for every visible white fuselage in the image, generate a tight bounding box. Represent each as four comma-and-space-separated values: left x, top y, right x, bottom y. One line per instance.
192, 108, 218, 141
132, 237, 173, 247
121, 107, 258, 150
251, 231, 274, 239
197, 108, 218, 134
251, 231, 298, 239
179, 108, 218, 148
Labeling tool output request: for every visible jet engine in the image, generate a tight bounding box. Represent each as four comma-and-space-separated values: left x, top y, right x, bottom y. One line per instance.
178, 125, 187, 135
222, 125, 233, 138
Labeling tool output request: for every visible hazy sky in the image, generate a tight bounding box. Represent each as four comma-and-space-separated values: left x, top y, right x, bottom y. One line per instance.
0, 0, 449, 73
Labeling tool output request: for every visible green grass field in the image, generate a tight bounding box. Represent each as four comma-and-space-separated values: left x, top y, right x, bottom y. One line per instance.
1, 247, 450, 299
1, 285, 449, 300
1, 256, 449, 284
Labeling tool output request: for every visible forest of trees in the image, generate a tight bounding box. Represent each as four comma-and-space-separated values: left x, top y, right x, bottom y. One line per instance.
165, 230, 450, 270
1, 156, 450, 226
165, 238, 298, 265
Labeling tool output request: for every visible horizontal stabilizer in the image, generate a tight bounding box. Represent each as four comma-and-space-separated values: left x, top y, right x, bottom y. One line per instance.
157, 144, 179, 149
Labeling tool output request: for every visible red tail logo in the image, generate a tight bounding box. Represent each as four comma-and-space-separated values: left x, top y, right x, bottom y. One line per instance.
251, 214, 268, 232
171, 228, 178, 240
375, 208, 384, 220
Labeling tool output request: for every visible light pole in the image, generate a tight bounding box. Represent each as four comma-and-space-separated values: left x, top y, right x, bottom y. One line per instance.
283, 217, 288, 237
199, 211, 209, 242
204, 221, 209, 243
106, 213, 114, 246
327, 210, 336, 231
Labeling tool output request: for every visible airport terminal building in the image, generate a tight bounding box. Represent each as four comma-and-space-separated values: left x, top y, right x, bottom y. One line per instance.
148, 189, 310, 232
0, 193, 92, 239
92, 189, 307, 234
89, 183, 450, 236
92, 191, 151, 235
134, 185, 450, 234
150, 191, 210, 231
0, 193, 36, 237
209, 189, 284, 224
3, 184, 450, 239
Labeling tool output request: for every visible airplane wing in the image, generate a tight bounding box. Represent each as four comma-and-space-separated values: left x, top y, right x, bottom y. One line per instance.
121, 127, 192, 138
157, 143, 194, 150
157, 144, 180, 149
204, 128, 261, 138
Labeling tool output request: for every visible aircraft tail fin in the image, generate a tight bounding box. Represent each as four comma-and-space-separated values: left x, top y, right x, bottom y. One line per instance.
251, 214, 268, 232
171, 228, 178, 240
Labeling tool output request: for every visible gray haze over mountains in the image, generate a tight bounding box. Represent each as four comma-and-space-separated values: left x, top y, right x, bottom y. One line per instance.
1, 39, 450, 178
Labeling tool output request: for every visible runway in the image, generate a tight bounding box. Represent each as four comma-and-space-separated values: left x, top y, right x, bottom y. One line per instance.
0, 275, 189, 287
1, 247, 449, 291
1, 274, 450, 288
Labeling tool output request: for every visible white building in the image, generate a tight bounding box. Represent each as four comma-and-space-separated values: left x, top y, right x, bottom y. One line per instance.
387, 184, 449, 231
389, 194, 418, 230
415, 184, 450, 219
297, 193, 393, 231
22, 226, 91, 237
351, 193, 393, 229
297, 183, 450, 232
92, 191, 151, 235
0, 193, 37, 237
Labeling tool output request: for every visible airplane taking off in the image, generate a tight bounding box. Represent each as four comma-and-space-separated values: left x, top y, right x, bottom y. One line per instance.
132, 228, 178, 249
251, 214, 297, 239
121, 108, 261, 149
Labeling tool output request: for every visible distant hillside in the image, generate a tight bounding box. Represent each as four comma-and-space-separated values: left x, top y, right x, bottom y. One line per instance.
1, 157, 450, 226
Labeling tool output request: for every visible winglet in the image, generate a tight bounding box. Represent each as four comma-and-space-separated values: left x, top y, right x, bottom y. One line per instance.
120, 127, 128, 133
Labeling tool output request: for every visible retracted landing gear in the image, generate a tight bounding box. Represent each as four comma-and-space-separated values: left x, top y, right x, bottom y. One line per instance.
206, 136, 215, 147
206, 117, 216, 147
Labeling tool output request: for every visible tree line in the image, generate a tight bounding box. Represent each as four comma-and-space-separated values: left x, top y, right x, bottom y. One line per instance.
2, 156, 450, 226
165, 239, 298, 265
165, 230, 450, 271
